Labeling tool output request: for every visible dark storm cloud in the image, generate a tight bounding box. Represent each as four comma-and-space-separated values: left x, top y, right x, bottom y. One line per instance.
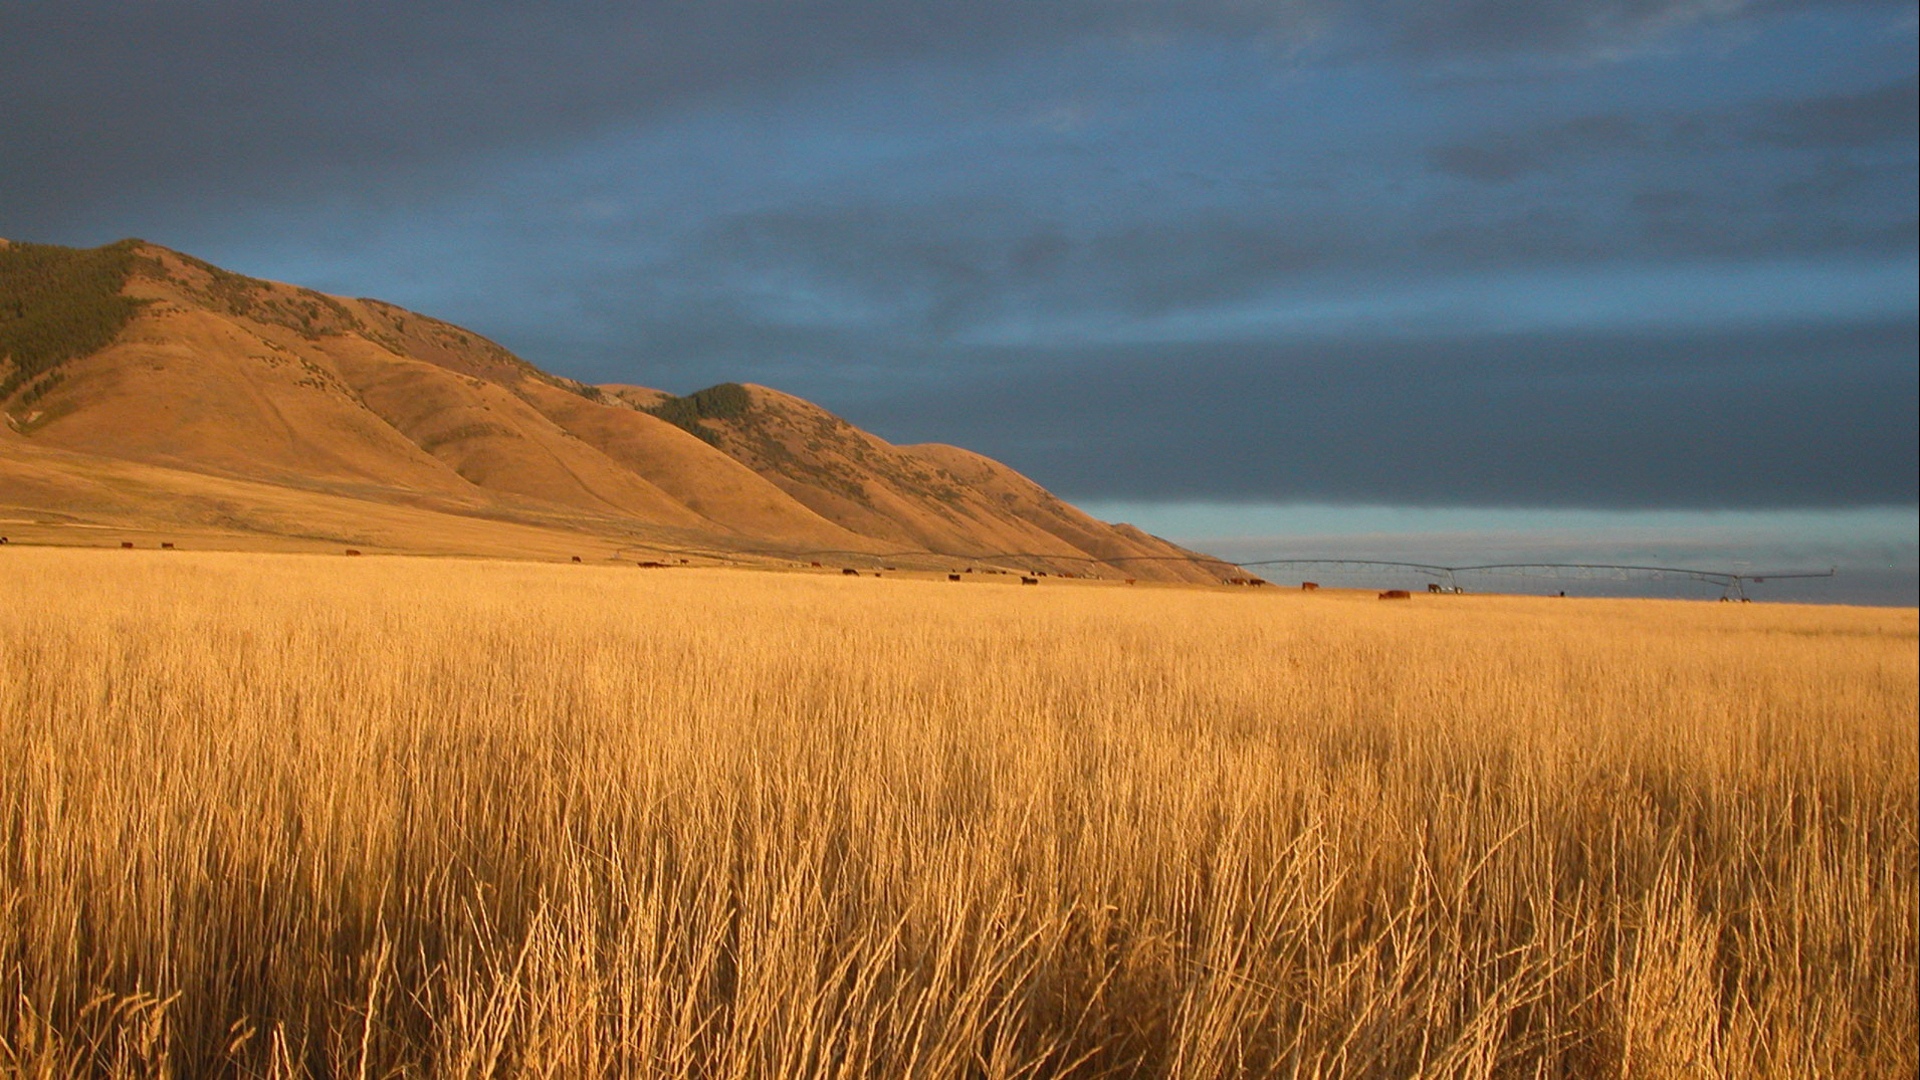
0, 0, 1304, 234
1373, 0, 1744, 56
1417, 74, 1916, 261
3, 0, 1913, 520
697, 202, 1011, 335
569, 63, 1914, 350
1088, 220, 1338, 315
1428, 75, 1918, 186
1427, 115, 1658, 183
576, 172, 1903, 367
1413, 186, 1915, 265
672, 202, 1343, 333
4, 0, 1901, 237
1754, 72, 1920, 147
847, 319, 1919, 508
1364, 0, 1914, 58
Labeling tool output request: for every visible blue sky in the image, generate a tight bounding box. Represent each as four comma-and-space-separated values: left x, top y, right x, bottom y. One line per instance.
4, 1, 1914, 601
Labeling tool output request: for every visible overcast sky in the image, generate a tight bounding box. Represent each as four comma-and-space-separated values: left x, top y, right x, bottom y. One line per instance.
4, 1, 1915, 599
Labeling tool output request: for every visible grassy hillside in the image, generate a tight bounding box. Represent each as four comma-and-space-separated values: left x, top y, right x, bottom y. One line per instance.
642, 382, 753, 444
0, 239, 148, 402
682, 385, 1231, 580
0, 241, 1228, 579
1, 549, 1912, 1077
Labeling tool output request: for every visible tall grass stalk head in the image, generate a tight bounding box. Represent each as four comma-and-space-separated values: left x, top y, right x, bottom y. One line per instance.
0, 549, 1913, 1077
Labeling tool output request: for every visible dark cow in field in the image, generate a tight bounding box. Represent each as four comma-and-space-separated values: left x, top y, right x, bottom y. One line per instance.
1379, 589, 1412, 600
1021, 577, 1039, 585
1428, 582, 1442, 593
344, 549, 362, 556
842, 567, 860, 576
811, 561, 823, 567
571, 556, 582, 563
1300, 581, 1319, 591
639, 561, 666, 568
121, 541, 135, 549
948, 574, 962, 582
161, 542, 175, 550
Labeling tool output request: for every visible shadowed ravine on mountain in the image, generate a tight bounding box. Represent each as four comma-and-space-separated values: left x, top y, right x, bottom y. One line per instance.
0, 238, 1229, 581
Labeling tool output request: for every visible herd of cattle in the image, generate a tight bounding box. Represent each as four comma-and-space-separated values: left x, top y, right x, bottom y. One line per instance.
61, 543, 1472, 597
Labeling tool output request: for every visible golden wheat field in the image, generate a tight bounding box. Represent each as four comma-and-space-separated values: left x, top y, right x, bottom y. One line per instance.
0, 548, 1913, 1078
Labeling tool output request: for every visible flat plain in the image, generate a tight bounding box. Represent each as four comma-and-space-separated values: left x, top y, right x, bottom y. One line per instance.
1, 548, 1913, 1078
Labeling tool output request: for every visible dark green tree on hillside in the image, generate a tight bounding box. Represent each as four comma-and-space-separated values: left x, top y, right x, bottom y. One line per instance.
0, 239, 148, 402
644, 383, 752, 444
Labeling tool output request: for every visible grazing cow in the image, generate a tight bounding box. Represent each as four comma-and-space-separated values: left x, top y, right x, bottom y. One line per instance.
1378, 589, 1412, 600
1427, 582, 1442, 593
948, 574, 962, 582
1125, 578, 1137, 585
1300, 581, 1319, 591
1021, 576, 1039, 585
0, 537, 8, 544
639, 561, 666, 568
811, 561, 822, 568
161, 542, 175, 550
842, 567, 860, 576
1248, 578, 1267, 587
344, 549, 361, 556
121, 541, 135, 549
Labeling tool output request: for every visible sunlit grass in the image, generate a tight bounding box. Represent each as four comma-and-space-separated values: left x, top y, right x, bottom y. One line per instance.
1, 549, 1913, 1077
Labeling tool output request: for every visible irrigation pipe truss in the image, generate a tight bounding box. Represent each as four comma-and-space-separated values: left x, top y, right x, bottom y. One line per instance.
612, 542, 1834, 600
1233, 559, 1836, 601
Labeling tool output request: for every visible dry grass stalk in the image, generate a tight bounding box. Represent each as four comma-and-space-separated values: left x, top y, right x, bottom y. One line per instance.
0, 549, 1912, 1077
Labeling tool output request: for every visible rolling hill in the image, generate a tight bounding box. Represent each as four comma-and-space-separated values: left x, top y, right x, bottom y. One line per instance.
0, 237, 1231, 580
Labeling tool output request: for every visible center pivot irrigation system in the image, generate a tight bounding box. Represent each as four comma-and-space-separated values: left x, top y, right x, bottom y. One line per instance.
1228, 559, 1837, 601
615, 543, 1835, 601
